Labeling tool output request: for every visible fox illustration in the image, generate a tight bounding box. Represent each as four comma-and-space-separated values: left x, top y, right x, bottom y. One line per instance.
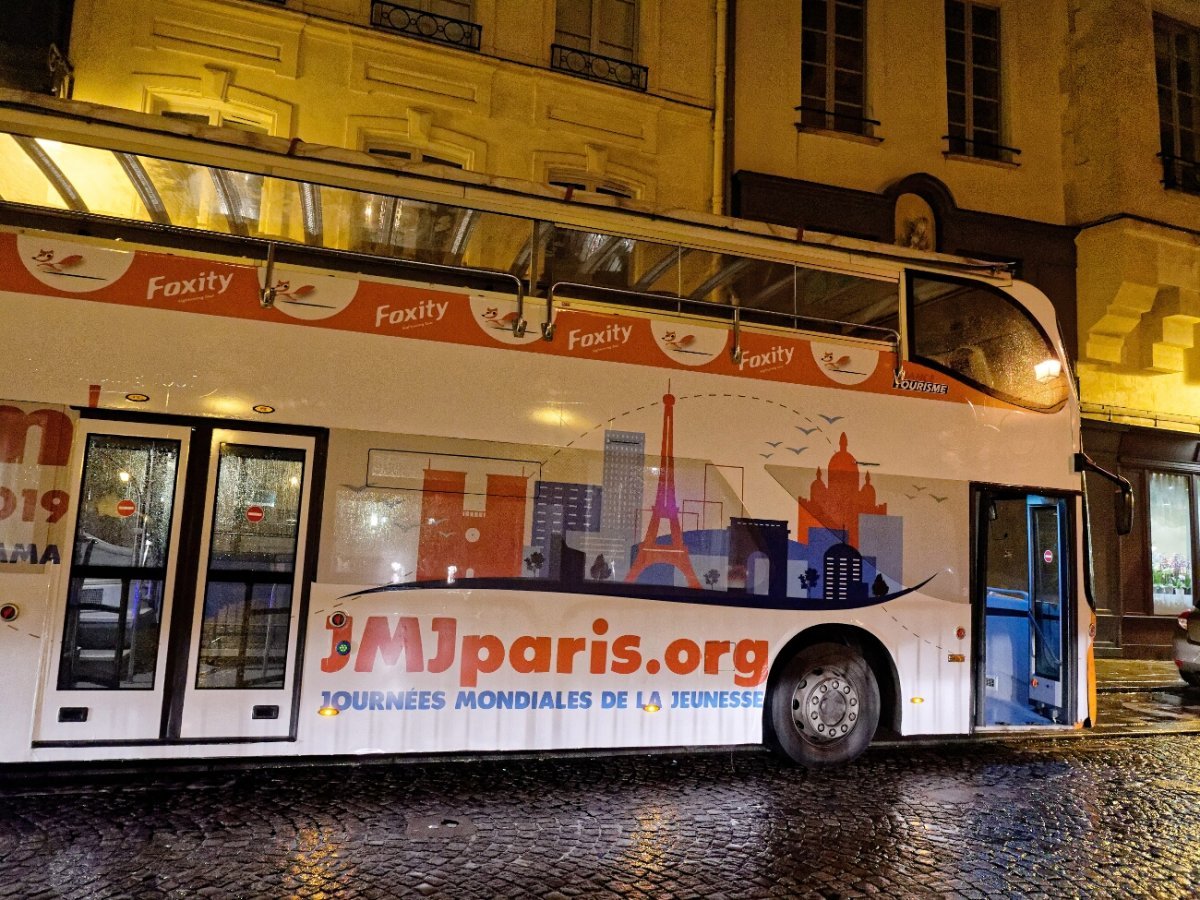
32, 248, 85, 273
662, 330, 697, 351
822, 351, 852, 370
272, 280, 317, 301
482, 306, 521, 330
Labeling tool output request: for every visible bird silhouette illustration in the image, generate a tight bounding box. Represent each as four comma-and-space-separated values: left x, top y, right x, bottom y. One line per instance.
795, 425, 820, 435
819, 414, 845, 424
759, 452, 774, 459
931, 495, 948, 503
765, 440, 783, 448
787, 447, 807, 455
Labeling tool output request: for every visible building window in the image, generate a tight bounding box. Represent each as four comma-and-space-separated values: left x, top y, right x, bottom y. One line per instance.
551, 0, 646, 90
555, 0, 636, 62
798, 0, 871, 136
423, 0, 471, 17
1155, 16, 1200, 194
945, 1, 1011, 161
1148, 471, 1195, 615
0, 0, 74, 95
160, 109, 269, 135
368, 146, 465, 169
548, 174, 634, 199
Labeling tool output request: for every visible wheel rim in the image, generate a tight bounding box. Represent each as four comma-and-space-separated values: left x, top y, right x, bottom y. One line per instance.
789, 664, 860, 744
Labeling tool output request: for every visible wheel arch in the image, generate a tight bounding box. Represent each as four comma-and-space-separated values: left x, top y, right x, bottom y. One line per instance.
765, 624, 901, 738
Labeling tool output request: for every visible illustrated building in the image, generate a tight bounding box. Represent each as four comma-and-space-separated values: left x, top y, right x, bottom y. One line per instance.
796, 434, 886, 549
728, 517, 790, 598
600, 430, 644, 546
416, 469, 528, 581
531, 481, 601, 552
824, 543, 867, 604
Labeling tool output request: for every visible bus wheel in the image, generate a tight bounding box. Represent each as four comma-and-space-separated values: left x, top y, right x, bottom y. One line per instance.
769, 643, 880, 768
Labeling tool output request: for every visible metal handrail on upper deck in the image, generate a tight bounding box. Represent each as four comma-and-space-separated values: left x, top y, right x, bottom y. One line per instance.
544, 279, 903, 377
0, 119, 907, 350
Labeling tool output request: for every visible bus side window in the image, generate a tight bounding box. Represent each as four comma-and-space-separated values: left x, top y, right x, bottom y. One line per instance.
909, 274, 1068, 411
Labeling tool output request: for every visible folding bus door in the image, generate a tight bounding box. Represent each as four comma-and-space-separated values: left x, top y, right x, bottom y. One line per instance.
177, 430, 314, 739
976, 490, 1071, 728
36, 421, 191, 742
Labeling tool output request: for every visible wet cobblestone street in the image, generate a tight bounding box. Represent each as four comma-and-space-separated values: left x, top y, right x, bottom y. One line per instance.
3, 732, 1200, 899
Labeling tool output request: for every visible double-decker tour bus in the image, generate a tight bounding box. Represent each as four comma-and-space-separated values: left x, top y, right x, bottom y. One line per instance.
0, 92, 1130, 768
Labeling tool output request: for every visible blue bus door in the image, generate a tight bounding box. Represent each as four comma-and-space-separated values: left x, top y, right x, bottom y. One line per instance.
976, 491, 1071, 727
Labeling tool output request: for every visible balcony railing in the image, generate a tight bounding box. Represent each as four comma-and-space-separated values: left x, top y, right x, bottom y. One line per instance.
794, 105, 880, 138
549, 44, 647, 92
1160, 153, 1200, 195
942, 134, 1021, 163
370, 1, 482, 52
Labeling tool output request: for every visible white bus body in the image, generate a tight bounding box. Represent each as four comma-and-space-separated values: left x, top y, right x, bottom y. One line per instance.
0, 95, 1097, 767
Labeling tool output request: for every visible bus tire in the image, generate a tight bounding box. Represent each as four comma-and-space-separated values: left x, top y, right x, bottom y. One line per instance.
769, 642, 880, 768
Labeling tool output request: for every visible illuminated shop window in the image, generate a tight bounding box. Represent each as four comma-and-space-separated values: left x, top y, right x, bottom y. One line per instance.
1148, 471, 1194, 615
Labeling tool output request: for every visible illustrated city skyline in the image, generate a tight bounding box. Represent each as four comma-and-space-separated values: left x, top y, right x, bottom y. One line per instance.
412, 391, 910, 604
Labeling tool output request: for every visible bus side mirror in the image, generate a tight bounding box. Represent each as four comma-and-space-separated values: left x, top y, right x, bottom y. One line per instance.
1115, 487, 1134, 537
1074, 452, 1134, 537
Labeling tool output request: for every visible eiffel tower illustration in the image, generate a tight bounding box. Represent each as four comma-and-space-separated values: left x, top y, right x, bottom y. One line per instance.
626, 390, 701, 588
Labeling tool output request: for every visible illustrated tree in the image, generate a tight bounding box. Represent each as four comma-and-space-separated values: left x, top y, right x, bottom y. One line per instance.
590, 554, 614, 581
524, 550, 545, 574
704, 568, 721, 588
872, 573, 888, 597
799, 566, 820, 590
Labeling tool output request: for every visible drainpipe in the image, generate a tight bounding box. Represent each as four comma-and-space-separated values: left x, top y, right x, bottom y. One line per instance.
712, 0, 729, 216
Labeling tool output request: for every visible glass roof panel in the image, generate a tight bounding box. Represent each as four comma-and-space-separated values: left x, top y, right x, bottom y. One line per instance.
0, 130, 900, 341
138, 156, 222, 231
0, 133, 65, 208
35, 139, 153, 222
797, 268, 901, 334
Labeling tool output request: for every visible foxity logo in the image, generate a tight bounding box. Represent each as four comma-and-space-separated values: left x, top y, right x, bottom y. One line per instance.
375, 299, 449, 328
739, 345, 793, 371
147, 271, 235, 301
567, 323, 632, 352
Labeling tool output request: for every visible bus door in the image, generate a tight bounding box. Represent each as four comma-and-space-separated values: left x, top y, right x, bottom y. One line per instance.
975, 490, 1072, 728
177, 430, 313, 739
36, 421, 191, 742
36, 423, 315, 744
